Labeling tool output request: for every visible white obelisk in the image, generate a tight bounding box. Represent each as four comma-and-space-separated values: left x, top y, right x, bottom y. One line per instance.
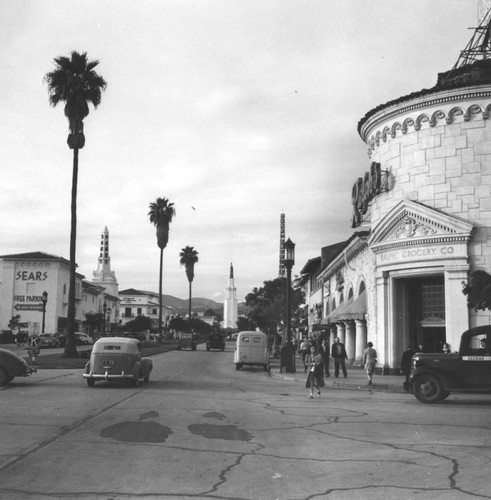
223, 263, 238, 329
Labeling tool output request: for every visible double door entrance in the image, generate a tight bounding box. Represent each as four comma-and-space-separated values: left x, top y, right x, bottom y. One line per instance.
395, 275, 446, 353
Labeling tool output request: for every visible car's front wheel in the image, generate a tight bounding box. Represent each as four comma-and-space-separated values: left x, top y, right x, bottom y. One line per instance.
86, 378, 95, 387
0, 367, 10, 386
412, 374, 444, 404
235, 363, 242, 370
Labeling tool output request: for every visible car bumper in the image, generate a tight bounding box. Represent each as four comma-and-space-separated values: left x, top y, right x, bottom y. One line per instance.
83, 372, 135, 381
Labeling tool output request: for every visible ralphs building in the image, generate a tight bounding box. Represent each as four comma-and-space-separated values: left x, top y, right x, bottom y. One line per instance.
302, 7, 491, 371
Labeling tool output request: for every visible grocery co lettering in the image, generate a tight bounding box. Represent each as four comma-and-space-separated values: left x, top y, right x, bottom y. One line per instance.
379, 246, 456, 263
16, 271, 48, 281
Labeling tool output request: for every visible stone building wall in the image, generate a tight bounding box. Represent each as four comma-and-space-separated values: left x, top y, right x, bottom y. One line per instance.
360, 85, 491, 327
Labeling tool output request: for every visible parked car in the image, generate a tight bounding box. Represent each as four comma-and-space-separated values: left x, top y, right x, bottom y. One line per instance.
75, 332, 94, 345
206, 332, 225, 351
410, 325, 491, 403
176, 332, 197, 351
0, 329, 15, 345
83, 337, 153, 387
0, 348, 37, 385
234, 331, 270, 371
38, 333, 60, 348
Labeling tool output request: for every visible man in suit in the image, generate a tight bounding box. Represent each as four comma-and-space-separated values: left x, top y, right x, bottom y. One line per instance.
331, 337, 348, 378
401, 344, 415, 392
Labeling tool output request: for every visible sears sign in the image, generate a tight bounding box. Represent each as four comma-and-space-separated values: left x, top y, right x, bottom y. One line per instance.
351, 162, 390, 227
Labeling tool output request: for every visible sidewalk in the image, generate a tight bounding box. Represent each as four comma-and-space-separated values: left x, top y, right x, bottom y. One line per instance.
269, 354, 406, 393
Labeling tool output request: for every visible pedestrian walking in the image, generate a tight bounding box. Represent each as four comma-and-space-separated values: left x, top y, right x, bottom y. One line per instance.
319, 338, 331, 377
302, 337, 312, 372
362, 342, 377, 385
305, 346, 325, 398
331, 337, 348, 378
400, 344, 415, 392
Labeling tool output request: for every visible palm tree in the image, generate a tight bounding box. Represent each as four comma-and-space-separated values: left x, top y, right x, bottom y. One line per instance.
148, 198, 176, 333
44, 51, 107, 357
179, 246, 199, 320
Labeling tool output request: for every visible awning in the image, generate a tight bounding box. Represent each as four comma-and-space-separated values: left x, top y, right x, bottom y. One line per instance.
322, 290, 367, 324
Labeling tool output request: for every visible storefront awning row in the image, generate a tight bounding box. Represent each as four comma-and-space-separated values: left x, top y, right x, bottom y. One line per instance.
323, 290, 367, 324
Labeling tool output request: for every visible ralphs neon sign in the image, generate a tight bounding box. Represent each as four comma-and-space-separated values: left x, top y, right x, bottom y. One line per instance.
351, 162, 390, 227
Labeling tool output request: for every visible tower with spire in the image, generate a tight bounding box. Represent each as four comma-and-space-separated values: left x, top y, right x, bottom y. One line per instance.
278, 212, 285, 278
92, 226, 119, 297
223, 263, 238, 329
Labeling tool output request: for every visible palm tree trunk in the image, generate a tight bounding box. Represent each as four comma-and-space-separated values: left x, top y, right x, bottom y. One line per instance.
188, 281, 192, 320
64, 147, 79, 357
159, 247, 163, 334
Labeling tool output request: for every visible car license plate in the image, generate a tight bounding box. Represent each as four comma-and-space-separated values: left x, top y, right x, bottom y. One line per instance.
103, 360, 114, 368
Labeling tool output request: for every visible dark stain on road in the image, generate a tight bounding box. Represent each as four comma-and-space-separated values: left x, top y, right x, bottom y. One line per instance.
202, 411, 226, 420
188, 423, 253, 441
139, 410, 159, 420
100, 421, 172, 443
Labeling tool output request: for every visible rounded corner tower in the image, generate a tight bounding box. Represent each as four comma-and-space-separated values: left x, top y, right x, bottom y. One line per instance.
352, 6, 491, 365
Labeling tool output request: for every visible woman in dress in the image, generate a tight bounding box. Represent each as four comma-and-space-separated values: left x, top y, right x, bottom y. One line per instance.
362, 342, 377, 386
305, 346, 325, 398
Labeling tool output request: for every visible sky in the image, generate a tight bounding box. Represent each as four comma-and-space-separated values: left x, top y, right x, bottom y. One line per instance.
0, 0, 477, 303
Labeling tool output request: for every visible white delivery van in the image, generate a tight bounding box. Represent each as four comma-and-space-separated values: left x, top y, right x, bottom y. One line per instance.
234, 331, 270, 371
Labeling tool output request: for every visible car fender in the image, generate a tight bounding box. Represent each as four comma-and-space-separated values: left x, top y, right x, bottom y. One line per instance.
410, 367, 454, 390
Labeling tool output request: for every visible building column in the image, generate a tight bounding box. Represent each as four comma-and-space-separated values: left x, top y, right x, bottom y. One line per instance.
445, 265, 470, 351
336, 322, 346, 344
355, 319, 367, 365
329, 326, 336, 347
345, 320, 356, 363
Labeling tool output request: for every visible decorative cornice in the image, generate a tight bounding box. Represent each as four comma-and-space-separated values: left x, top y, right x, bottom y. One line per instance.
359, 86, 491, 156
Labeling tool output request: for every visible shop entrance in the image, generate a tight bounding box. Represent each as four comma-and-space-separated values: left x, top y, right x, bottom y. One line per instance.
395, 275, 446, 353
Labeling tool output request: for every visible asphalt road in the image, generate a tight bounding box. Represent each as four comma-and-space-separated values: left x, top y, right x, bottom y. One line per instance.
1, 342, 491, 500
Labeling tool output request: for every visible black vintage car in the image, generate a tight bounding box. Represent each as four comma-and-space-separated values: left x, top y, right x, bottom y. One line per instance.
0, 348, 37, 385
410, 326, 491, 403
206, 333, 225, 352
176, 332, 197, 351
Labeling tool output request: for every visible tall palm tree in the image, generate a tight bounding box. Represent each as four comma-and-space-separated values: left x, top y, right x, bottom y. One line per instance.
44, 51, 107, 357
148, 198, 176, 333
179, 246, 199, 320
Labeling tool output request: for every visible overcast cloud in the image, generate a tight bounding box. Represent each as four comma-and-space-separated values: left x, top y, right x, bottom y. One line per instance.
0, 0, 474, 302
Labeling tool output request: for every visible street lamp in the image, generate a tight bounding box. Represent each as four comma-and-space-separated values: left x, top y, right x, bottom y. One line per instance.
41, 291, 48, 333
281, 238, 295, 373
103, 301, 107, 333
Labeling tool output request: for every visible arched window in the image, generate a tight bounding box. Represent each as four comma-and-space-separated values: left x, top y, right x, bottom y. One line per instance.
359, 281, 366, 295
339, 293, 344, 304
348, 287, 354, 300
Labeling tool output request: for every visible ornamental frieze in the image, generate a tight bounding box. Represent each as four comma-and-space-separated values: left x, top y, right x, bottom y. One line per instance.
367, 102, 491, 154
392, 217, 438, 241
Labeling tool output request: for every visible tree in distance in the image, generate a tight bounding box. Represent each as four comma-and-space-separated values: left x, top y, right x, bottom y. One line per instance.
179, 246, 199, 320
44, 51, 107, 357
148, 197, 176, 334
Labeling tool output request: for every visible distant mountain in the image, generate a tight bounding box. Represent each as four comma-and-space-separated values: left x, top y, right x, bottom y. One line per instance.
161, 295, 248, 316
162, 295, 223, 314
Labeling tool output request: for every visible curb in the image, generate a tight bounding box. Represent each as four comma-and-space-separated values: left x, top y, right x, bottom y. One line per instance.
270, 368, 406, 394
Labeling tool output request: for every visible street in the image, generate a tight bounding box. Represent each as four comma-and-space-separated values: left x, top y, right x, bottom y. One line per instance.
1, 342, 491, 500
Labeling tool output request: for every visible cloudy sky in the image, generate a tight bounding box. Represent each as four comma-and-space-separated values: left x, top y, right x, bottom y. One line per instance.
1, 0, 476, 302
